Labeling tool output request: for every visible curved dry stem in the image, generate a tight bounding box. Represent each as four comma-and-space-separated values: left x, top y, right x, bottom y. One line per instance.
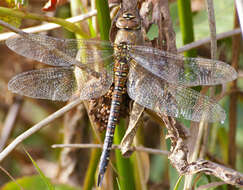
177, 28, 241, 53
0, 99, 82, 162
0, 10, 97, 41
51, 143, 170, 155
0, 7, 89, 37
0, 3, 117, 41
0, 97, 23, 151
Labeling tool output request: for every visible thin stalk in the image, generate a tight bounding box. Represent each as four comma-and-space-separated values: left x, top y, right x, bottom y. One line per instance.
132, 124, 147, 190
177, 28, 241, 53
228, 7, 240, 190
235, 0, 243, 38
94, 1, 113, 186
68, 1, 99, 189
205, 0, 217, 59
95, 0, 111, 41
177, 2, 197, 189
0, 6, 89, 37
177, 0, 196, 57
114, 119, 136, 190
83, 146, 101, 190
0, 97, 22, 151
52, 143, 169, 155
0, 99, 82, 162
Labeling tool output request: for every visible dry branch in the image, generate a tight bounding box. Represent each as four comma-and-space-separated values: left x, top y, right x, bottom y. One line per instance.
52, 143, 169, 155
177, 28, 241, 53
161, 115, 243, 188
0, 96, 23, 151
0, 99, 82, 162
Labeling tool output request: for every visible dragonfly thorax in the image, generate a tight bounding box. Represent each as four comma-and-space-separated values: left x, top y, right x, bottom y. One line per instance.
114, 42, 132, 62
114, 29, 143, 47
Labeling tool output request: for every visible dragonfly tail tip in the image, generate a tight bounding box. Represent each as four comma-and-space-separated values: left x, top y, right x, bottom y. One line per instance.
97, 173, 104, 187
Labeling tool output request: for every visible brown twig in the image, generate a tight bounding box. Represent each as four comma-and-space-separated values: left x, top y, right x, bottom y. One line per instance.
206, 0, 217, 59
177, 28, 241, 53
0, 3, 117, 42
0, 96, 23, 151
185, 0, 217, 188
160, 115, 243, 188
51, 143, 170, 155
0, 165, 24, 190
235, 0, 243, 38
184, 160, 243, 187
196, 182, 227, 190
228, 8, 240, 190
0, 98, 82, 162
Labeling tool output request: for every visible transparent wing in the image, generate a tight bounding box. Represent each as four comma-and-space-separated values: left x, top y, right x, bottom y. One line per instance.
8, 66, 113, 101
129, 45, 237, 86
6, 33, 113, 67
127, 65, 226, 123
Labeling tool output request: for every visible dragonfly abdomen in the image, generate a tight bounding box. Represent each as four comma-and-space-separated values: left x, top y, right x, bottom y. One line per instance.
98, 58, 129, 186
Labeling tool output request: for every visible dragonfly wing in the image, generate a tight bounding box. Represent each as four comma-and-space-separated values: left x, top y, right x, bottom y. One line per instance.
6, 33, 113, 67
127, 65, 226, 123
130, 45, 237, 86
8, 66, 112, 101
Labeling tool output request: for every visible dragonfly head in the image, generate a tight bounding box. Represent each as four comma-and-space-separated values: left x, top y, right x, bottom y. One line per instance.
109, 0, 143, 44
116, 11, 141, 30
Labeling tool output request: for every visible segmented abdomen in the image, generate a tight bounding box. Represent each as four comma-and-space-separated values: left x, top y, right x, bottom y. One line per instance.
98, 58, 129, 186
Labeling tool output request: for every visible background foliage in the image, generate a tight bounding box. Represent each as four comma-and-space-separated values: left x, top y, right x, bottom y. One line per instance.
0, 0, 242, 189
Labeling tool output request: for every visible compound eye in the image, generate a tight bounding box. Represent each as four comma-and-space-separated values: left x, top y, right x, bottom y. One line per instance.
123, 12, 135, 19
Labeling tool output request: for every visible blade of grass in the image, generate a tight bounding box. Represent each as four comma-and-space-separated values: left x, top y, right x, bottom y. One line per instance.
83, 147, 101, 190
68, 1, 100, 189
70, 0, 94, 39
173, 175, 184, 190
114, 119, 136, 190
228, 8, 240, 190
0, 165, 24, 190
95, 0, 111, 41
24, 148, 55, 190
132, 119, 147, 190
116, 177, 121, 190
177, 0, 196, 57
177, 2, 197, 188
0, 6, 89, 37
73, 0, 96, 38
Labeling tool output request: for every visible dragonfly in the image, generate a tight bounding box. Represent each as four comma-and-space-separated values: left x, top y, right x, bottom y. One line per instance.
0, 2, 237, 187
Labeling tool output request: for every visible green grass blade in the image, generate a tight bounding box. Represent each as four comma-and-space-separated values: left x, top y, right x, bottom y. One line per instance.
24, 149, 55, 190
83, 148, 101, 190
173, 175, 184, 190
177, 0, 196, 57
0, 6, 89, 37
114, 119, 136, 190
95, 0, 111, 41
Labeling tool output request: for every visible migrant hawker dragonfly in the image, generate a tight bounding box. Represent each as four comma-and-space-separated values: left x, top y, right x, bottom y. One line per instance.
0, 2, 237, 186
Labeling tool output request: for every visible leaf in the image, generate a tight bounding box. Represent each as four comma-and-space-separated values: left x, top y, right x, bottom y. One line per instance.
1, 175, 81, 190
150, 155, 167, 183
42, 0, 57, 11
24, 149, 55, 190
42, 0, 68, 12
173, 175, 183, 190
5, 0, 27, 7
114, 119, 136, 190
0, 15, 21, 30
120, 102, 144, 157
95, 0, 111, 41
147, 23, 159, 41
0, 0, 23, 31
170, 0, 234, 47
169, 166, 184, 190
